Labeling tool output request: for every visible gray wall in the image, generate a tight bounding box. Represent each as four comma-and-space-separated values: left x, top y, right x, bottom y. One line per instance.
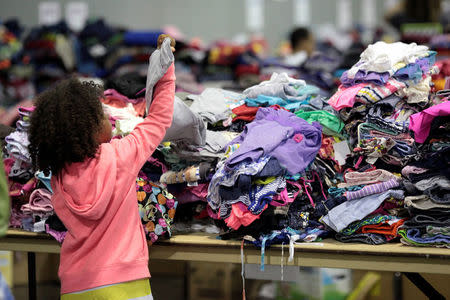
0, 0, 388, 50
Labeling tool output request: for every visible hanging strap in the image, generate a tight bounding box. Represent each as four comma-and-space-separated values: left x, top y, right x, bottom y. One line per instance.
261, 236, 269, 271
260, 232, 279, 271
271, 180, 302, 206
281, 242, 285, 281
289, 234, 300, 262
301, 180, 315, 207
312, 171, 328, 201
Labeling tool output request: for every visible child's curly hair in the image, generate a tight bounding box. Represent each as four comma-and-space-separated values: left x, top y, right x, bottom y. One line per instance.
29, 78, 105, 176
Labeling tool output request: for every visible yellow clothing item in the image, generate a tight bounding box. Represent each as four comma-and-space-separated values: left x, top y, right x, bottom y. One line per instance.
61, 279, 152, 300
253, 176, 276, 185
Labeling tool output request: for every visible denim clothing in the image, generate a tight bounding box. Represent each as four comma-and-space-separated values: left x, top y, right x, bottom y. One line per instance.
322, 190, 404, 232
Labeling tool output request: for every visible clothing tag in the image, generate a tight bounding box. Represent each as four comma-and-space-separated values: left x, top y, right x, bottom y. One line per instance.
333, 140, 351, 166
66, 2, 89, 32
38, 2, 61, 26
33, 220, 46, 233
187, 181, 198, 187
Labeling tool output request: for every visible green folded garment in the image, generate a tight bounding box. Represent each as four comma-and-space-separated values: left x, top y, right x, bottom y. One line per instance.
295, 109, 344, 136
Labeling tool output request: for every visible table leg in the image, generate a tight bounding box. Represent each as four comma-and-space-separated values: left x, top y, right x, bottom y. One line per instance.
402, 272, 445, 300
27, 252, 37, 300
393, 272, 403, 300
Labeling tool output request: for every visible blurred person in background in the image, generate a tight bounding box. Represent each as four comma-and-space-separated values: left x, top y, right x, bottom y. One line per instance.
283, 27, 315, 67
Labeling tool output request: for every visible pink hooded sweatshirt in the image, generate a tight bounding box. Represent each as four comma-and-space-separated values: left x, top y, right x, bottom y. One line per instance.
51, 64, 175, 294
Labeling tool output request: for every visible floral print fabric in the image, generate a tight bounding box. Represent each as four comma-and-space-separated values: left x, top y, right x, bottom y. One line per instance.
136, 173, 178, 245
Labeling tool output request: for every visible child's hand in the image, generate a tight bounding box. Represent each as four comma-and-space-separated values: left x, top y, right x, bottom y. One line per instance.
157, 34, 176, 52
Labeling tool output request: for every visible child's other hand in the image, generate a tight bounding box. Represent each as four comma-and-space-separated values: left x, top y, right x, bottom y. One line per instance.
157, 34, 176, 52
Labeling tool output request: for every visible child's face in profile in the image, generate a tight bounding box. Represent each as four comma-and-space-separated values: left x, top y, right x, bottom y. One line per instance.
96, 113, 112, 144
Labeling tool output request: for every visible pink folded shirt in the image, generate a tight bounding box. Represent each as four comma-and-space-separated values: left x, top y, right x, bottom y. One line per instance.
328, 83, 366, 111
21, 188, 53, 214
409, 101, 450, 143
225, 202, 267, 230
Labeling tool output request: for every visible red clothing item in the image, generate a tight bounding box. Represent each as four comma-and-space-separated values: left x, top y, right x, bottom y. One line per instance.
51, 64, 175, 294
232, 104, 288, 122
232, 104, 259, 122
225, 202, 267, 230
358, 218, 406, 238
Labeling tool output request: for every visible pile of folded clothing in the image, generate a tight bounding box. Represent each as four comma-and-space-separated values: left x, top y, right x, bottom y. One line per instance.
23, 21, 74, 92
0, 20, 35, 108
2, 106, 66, 241
320, 41, 449, 248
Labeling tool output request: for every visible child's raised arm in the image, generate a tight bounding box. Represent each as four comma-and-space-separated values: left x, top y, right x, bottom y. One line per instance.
111, 37, 176, 175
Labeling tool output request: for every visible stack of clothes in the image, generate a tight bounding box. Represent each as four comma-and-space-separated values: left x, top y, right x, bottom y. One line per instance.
22, 21, 74, 92
77, 19, 123, 76
321, 41, 449, 248
155, 87, 246, 233
100, 29, 164, 78
0, 21, 35, 109
400, 147, 450, 247
2, 106, 66, 241
197, 73, 339, 266
197, 42, 448, 262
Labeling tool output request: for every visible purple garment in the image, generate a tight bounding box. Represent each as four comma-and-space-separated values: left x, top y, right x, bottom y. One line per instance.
346, 178, 400, 201
45, 224, 66, 243
226, 108, 322, 175
393, 63, 423, 81
340, 69, 390, 86
393, 56, 434, 82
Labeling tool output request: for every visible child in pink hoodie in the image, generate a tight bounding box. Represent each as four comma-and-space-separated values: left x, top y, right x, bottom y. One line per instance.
28, 36, 176, 299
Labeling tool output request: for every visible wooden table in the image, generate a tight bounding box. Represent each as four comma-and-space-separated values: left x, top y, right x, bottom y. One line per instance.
1, 229, 449, 299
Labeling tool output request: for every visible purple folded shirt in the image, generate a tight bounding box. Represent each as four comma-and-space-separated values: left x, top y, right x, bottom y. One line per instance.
226, 107, 322, 175
340, 69, 390, 86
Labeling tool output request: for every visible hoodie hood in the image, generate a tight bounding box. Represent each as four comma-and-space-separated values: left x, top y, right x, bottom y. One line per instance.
52, 145, 117, 221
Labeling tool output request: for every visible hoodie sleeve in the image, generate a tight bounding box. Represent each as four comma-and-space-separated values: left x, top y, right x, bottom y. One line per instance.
111, 63, 175, 175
